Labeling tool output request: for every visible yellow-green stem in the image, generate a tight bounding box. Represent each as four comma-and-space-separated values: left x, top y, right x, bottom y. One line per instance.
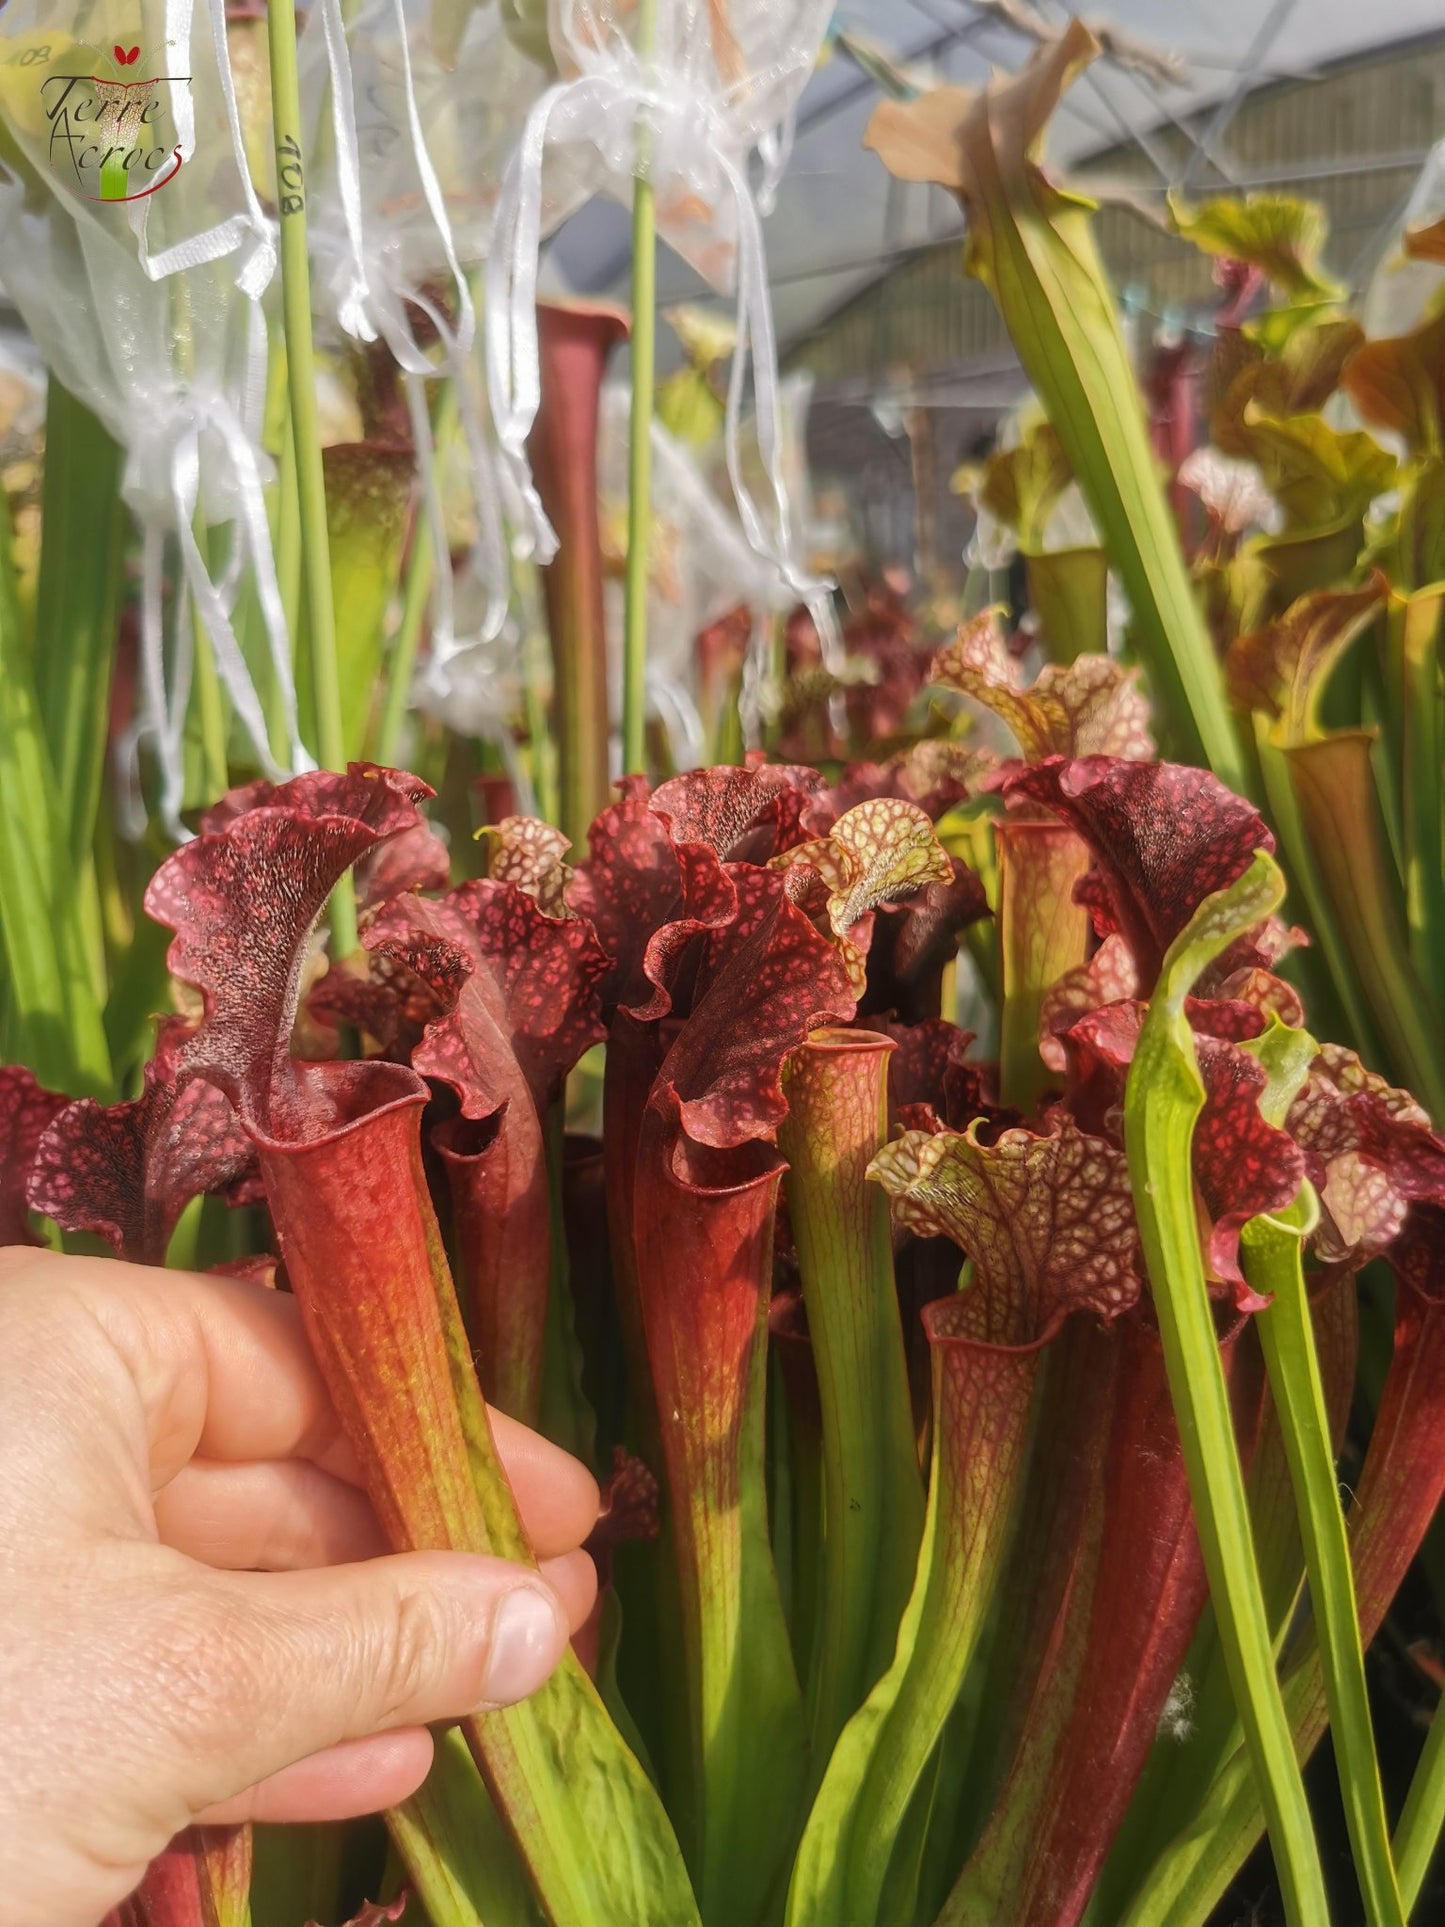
376, 384, 458, 767
188, 506, 229, 805
265, 0, 356, 953
1394, 1686, 1445, 1910
376, 526, 434, 770
622, 0, 658, 778
271, 432, 303, 767
191, 623, 229, 806
257, 343, 298, 766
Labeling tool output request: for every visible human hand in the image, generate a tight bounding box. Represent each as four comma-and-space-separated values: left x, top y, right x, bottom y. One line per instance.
0, 1248, 599, 1927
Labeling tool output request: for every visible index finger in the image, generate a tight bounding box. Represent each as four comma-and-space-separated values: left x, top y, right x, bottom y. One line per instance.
0, 1251, 600, 1556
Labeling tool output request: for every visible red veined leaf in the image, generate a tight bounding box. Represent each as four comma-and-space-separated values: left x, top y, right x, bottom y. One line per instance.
772, 797, 955, 998
648, 869, 855, 1152
632, 1120, 805, 1920
931, 611, 1154, 761
827, 739, 992, 822
1191, 1033, 1307, 1305
376, 881, 608, 1118
1006, 756, 1274, 986
571, 767, 837, 1023
198, 769, 448, 912
1056, 999, 1143, 1139
306, 937, 464, 1061
368, 882, 605, 1421
146, 764, 432, 1134
106, 1826, 252, 1927
859, 863, 991, 1027
795, 1102, 1143, 1926
567, 779, 729, 1020
479, 814, 573, 913
880, 1026, 1001, 1431
1211, 964, 1305, 1030
354, 819, 452, 910
650, 762, 827, 863
619, 853, 855, 1914
1054, 1000, 1301, 1304
1189, 996, 1274, 1042
197, 774, 274, 832
28, 1018, 257, 1265
1288, 1045, 1445, 1270
869, 1112, 1141, 1343
0, 1066, 68, 1246
1213, 913, 1308, 977
1040, 934, 1140, 1073
776, 798, 953, 937
884, 1017, 989, 1131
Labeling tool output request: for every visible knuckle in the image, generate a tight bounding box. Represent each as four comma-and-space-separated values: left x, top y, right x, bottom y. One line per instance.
146, 1582, 277, 1743
370, 1581, 456, 1723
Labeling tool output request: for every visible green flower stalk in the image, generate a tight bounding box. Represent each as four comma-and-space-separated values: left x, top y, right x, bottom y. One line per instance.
264, 0, 355, 955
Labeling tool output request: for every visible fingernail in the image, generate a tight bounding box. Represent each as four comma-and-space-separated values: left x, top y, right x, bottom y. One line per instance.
478, 1585, 565, 1709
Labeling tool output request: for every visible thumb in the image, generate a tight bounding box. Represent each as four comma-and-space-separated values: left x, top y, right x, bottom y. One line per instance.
146, 1550, 568, 1817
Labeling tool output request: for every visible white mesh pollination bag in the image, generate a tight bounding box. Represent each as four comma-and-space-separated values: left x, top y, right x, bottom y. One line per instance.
297, 0, 553, 763
485, 0, 837, 667
0, 0, 305, 837
596, 374, 809, 764
0, 0, 274, 288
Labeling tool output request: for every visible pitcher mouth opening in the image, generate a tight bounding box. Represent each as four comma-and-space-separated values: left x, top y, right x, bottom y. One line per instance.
246, 1057, 428, 1153
668, 1130, 783, 1196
